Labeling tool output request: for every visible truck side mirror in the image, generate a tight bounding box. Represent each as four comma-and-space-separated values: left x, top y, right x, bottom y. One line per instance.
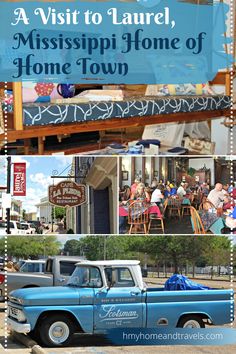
107, 280, 112, 289
107, 279, 116, 289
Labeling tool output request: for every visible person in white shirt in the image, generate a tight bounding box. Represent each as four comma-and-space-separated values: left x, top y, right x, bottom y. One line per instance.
177, 182, 186, 198
151, 185, 164, 205
207, 183, 228, 208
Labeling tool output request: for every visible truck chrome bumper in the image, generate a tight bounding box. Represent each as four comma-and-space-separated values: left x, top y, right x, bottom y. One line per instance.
7, 318, 31, 333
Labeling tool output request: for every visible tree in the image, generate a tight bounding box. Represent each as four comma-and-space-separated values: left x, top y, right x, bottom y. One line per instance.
64, 239, 81, 256
202, 237, 230, 279
54, 207, 66, 220
3, 236, 61, 259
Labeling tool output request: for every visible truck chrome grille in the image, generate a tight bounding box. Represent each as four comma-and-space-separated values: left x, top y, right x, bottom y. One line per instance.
8, 306, 20, 320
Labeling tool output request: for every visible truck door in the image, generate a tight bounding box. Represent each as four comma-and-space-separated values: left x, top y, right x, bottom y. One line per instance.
94, 267, 145, 330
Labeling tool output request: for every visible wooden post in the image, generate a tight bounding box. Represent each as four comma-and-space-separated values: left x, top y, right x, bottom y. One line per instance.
24, 139, 30, 155
225, 71, 231, 96
38, 137, 45, 155
12, 82, 23, 130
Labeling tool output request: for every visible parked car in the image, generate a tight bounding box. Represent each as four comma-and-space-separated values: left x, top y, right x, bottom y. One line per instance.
0, 256, 84, 300
0, 220, 23, 235
0, 257, 4, 270
20, 222, 36, 235
25, 221, 43, 234
7, 260, 234, 347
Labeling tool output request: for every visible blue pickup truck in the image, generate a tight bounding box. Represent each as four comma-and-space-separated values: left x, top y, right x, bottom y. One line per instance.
7, 260, 233, 347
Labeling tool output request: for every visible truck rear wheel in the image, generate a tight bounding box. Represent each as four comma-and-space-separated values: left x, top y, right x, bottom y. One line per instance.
38, 314, 75, 347
177, 315, 205, 328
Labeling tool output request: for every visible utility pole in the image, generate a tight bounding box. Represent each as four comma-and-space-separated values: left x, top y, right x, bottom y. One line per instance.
6, 156, 11, 234
103, 236, 107, 260
51, 206, 54, 233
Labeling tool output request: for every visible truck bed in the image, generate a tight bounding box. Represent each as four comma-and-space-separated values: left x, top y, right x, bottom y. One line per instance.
146, 288, 232, 327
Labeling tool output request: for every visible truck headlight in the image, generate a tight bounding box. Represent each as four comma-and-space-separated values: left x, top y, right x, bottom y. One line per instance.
16, 310, 26, 323
9, 296, 24, 305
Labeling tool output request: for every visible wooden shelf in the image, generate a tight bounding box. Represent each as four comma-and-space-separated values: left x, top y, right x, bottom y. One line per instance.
0, 108, 229, 154
0, 71, 232, 154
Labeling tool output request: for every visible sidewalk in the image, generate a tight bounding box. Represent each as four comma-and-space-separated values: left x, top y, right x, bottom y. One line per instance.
44, 224, 67, 235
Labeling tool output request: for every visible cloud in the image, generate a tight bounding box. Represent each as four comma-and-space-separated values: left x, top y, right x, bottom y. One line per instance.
15, 187, 46, 213
29, 173, 51, 188
22, 173, 66, 212
53, 156, 73, 170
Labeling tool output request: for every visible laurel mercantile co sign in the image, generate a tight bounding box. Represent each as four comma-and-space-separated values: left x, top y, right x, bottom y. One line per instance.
48, 181, 86, 207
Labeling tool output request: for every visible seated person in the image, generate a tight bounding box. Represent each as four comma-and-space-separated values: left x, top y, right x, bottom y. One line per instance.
164, 185, 177, 198
225, 206, 236, 230
208, 183, 229, 208
201, 182, 210, 196
164, 185, 172, 198
151, 184, 164, 206
120, 185, 131, 204
130, 178, 141, 195
167, 180, 175, 189
177, 182, 187, 198
130, 183, 150, 203
185, 183, 192, 194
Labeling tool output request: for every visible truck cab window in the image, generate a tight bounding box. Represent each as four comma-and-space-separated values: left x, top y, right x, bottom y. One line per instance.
45, 259, 53, 273
59, 261, 76, 276
104, 267, 135, 287
67, 266, 102, 288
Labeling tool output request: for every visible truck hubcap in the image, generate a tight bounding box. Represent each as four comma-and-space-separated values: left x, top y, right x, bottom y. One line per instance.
183, 320, 201, 328
49, 321, 70, 344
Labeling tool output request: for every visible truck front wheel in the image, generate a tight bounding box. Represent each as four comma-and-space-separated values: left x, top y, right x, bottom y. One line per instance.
177, 315, 205, 328
38, 314, 75, 347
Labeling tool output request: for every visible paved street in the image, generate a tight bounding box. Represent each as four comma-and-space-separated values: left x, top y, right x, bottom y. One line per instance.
2, 333, 236, 354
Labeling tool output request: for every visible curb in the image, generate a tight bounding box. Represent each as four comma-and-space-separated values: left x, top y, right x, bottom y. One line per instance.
10, 331, 47, 354
32, 344, 47, 354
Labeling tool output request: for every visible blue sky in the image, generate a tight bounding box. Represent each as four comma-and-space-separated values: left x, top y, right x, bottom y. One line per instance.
0, 156, 72, 212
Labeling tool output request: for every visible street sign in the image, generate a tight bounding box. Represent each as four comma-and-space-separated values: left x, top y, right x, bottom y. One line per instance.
48, 180, 86, 207
1, 193, 11, 209
13, 162, 26, 196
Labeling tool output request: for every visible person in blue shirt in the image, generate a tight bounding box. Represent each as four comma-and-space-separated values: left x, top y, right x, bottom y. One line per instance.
164, 185, 177, 198
225, 206, 236, 231
230, 206, 236, 219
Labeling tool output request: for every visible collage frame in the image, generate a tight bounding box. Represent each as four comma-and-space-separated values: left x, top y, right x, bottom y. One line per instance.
0, 0, 235, 352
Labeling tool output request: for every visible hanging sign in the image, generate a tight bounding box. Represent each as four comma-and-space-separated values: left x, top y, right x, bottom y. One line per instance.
13, 162, 26, 196
1, 193, 11, 209
49, 181, 86, 207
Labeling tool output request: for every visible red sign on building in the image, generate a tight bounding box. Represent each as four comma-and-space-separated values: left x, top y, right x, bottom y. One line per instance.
13, 163, 26, 196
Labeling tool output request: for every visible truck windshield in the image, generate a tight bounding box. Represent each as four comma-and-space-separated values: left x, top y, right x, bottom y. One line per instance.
67, 266, 103, 288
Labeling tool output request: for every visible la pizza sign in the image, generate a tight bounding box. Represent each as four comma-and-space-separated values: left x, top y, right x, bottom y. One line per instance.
49, 181, 86, 207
